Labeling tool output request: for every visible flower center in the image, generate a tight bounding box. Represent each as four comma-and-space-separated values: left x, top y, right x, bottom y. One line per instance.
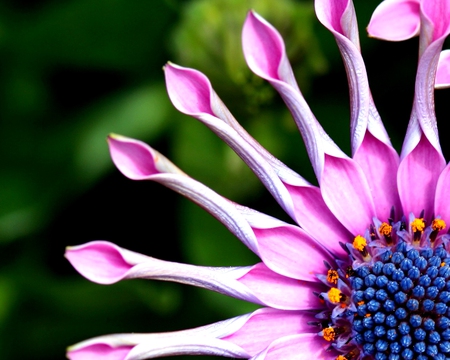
317, 216, 450, 360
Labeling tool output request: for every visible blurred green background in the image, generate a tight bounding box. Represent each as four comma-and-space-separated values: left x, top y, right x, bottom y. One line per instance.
0, 0, 448, 359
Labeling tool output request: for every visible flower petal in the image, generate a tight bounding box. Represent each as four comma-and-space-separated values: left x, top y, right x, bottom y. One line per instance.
436, 49, 450, 89
367, 0, 421, 41
68, 309, 317, 359
353, 131, 401, 221
434, 163, 450, 224
321, 155, 376, 235
250, 333, 333, 360
242, 10, 346, 180
66, 241, 325, 310
398, 134, 445, 220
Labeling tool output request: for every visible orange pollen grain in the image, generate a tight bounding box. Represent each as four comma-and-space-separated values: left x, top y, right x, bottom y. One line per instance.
379, 222, 392, 236
328, 287, 343, 303
353, 235, 367, 252
442, 262, 446, 267
336, 356, 348, 360
327, 269, 339, 284
411, 218, 425, 233
432, 219, 446, 231
357, 301, 364, 306
365, 313, 371, 318
323, 327, 335, 341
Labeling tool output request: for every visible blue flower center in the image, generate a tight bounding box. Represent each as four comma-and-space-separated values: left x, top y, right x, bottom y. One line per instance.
318, 216, 450, 360
350, 242, 450, 360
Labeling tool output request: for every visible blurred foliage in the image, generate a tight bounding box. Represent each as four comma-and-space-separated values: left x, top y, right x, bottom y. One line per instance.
0, 0, 442, 359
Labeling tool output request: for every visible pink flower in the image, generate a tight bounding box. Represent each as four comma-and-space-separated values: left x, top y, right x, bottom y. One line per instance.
66, 1, 450, 359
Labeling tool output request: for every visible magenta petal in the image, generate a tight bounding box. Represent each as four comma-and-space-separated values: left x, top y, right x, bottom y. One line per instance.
221, 308, 317, 357
421, 0, 450, 42
67, 344, 133, 360
284, 184, 350, 256
434, 163, 450, 224
251, 333, 332, 360
353, 131, 401, 221
164, 63, 213, 115
398, 134, 446, 220
65, 241, 138, 284
320, 155, 375, 235
108, 135, 183, 180
367, 0, 420, 41
436, 49, 450, 89
241, 11, 284, 81
252, 225, 333, 281
238, 263, 326, 310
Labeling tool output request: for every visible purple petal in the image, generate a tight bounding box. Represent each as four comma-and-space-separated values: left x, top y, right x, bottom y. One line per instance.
320, 155, 376, 235
367, 0, 421, 41
398, 134, 445, 221
250, 333, 333, 360
434, 163, 450, 224
436, 49, 450, 89
353, 131, 401, 221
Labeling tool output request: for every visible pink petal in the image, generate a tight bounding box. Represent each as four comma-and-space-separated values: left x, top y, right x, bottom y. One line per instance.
367, 0, 421, 41
284, 184, 350, 257
221, 308, 317, 356
108, 134, 183, 180
421, 0, 450, 43
315, 0, 356, 43
252, 225, 334, 281
353, 131, 401, 221
242, 11, 346, 180
164, 63, 212, 114
68, 344, 133, 360
237, 263, 326, 310
65, 241, 145, 284
436, 49, 450, 89
434, 163, 450, 224
320, 155, 376, 235
250, 333, 333, 360
398, 134, 446, 221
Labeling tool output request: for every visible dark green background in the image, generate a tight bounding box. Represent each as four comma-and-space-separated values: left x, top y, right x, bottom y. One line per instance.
0, 0, 448, 359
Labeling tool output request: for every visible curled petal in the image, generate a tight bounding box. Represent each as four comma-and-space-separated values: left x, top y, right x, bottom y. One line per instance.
68, 308, 318, 359
165, 63, 350, 254
367, 0, 421, 41
316, 0, 393, 157
65, 241, 325, 310
108, 135, 345, 274
436, 49, 450, 89
242, 10, 345, 180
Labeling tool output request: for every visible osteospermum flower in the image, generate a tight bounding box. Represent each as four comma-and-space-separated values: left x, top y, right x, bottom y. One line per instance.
65, 0, 450, 359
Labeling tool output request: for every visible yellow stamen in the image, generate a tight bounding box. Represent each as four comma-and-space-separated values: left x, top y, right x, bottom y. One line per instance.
327, 269, 339, 284
353, 235, 367, 252
379, 222, 392, 236
365, 313, 371, 318
336, 356, 348, 360
441, 262, 446, 267
322, 327, 335, 341
432, 219, 446, 231
357, 300, 364, 306
411, 218, 425, 233
328, 287, 345, 303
